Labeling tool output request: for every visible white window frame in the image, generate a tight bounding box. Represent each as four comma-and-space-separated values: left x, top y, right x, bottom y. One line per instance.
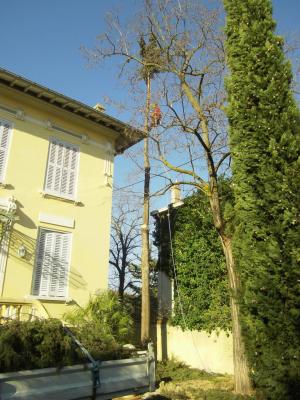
0, 119, 13, 184
31, 228, 72, 299
44, 137, 80, 201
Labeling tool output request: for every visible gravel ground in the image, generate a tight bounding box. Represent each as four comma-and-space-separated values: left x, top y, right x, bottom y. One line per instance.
115, 375, 245, 400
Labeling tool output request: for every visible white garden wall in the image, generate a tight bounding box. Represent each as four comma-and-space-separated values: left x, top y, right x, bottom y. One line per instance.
156, 322, 234, 375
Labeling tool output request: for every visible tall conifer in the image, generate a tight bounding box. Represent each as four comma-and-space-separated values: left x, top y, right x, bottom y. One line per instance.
224, 0, 300, 398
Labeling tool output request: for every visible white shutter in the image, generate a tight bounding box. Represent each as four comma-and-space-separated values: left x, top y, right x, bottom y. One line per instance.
45, 140, 64, 195
32, 230, 45, 295
45, 139, 79, 199
39, 231, 55, 296
60, 144, 78, 198
33, 229, 71, 298
57, 233, 71, 297
49, 232, 62, 296
32, 230, 53, 296
0, 121, 12, 182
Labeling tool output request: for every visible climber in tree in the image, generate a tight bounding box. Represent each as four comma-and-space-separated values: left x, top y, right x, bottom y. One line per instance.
150, 103, 162, 127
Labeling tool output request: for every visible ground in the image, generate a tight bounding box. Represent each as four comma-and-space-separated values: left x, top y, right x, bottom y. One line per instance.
117, 360, 255, 400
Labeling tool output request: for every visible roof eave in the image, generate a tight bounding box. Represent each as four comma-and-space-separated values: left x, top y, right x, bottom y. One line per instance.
0, 68, 144, 152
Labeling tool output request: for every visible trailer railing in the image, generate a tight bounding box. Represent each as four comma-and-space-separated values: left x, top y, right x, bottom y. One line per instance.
0, 343, 155, 400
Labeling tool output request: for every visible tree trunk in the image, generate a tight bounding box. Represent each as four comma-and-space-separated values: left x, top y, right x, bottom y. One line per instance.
141, 73, 151, 343
208, 188, 252, 395
221, 234, 252, 395
182, 76, 252, 395
118, 272, 125, 299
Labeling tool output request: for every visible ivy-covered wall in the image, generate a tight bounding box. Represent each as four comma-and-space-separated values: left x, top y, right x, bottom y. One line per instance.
153, 192, 231, 333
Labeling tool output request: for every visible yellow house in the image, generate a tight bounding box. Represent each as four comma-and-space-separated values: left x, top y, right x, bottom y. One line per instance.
0, 68, 141, 320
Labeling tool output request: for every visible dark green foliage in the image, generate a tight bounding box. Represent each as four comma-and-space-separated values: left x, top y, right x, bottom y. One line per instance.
64, 291, 134, 353
0, 318, 135, 373
0, 319, 78, 372
156, 359, 211, 383
0, 292, 136, 373
156, 360, 255, 400
125, 292, 158, 324
224, 1, 300, 398
153, 191, 231, 333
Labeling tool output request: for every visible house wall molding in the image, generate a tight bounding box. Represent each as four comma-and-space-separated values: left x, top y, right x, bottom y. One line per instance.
38, 212, 75, 229
0, 102, 115, 153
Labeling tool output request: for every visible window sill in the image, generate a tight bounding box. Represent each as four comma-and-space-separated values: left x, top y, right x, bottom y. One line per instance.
40, 191, 81, 206
27, 295, 73, 304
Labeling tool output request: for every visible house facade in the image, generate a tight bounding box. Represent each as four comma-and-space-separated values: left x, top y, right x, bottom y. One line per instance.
0, 68, 140, 320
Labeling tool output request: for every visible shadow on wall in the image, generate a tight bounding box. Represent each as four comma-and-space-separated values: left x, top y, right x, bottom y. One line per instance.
157, 318, 168, 361
10, 229, 36, 264
8, 228, 88, 291
15, 200, 36, 229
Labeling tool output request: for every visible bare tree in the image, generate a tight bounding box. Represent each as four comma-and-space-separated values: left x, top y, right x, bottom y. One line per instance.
85, 0, 251, 393
109, 204, 141, 298
109, 199, 158, 299
144, 3, 251, 393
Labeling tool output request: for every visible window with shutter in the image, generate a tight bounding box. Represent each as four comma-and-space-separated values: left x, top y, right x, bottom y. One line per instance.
32, 229, 72, 298
44, 138, 79, 200
0, 120, 12, 183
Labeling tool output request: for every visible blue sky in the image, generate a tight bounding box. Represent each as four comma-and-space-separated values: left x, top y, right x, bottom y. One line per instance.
1, 0, 299, 209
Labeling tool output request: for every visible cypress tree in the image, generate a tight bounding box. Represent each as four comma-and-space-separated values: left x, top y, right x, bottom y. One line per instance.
224, 1, 300, 399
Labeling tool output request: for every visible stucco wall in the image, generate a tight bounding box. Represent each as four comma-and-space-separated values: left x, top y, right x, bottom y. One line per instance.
0, 86, 116, 318
157, 323, 234, 375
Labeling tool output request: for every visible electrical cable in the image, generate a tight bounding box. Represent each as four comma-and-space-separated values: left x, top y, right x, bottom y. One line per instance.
155, 137, 210, 370
166, 205, 209, 370
114, 155, 202, 192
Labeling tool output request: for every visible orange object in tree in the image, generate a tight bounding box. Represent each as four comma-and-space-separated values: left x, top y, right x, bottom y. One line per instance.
151, 103, 162, 127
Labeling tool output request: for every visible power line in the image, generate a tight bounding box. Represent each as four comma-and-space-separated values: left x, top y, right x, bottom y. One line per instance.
165, 181, 209, 369
114, 155, 202, 192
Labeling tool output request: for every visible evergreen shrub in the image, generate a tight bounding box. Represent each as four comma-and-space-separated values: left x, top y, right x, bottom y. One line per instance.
0, 319, 78, 372
0, 292, 135, 373
156, 359, 210, 383
224, 0, 300, 398
63, 290, 134, 353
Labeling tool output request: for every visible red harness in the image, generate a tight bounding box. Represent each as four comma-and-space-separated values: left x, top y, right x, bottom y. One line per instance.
151, 105, 162, 127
